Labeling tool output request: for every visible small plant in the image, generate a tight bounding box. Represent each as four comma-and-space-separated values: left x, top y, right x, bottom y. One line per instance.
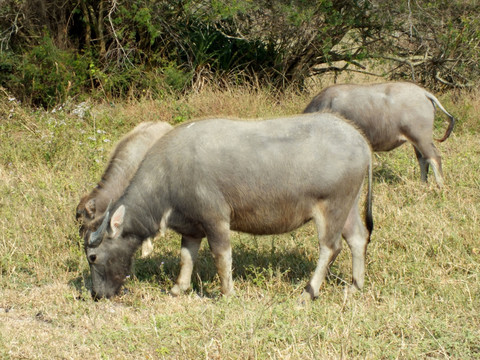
163, 64, 192, 93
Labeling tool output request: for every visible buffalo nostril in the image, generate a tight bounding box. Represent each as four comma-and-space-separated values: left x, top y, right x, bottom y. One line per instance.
89, 254, 97, 263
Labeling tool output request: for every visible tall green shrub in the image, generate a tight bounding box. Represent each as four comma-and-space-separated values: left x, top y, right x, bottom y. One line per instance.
1, 0, 478, 106
1, 36, 91, 107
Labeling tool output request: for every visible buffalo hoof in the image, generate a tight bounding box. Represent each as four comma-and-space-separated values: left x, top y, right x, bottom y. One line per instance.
297, 290, 314, 306
343, 284, 359, 300
170, 284, 183, 297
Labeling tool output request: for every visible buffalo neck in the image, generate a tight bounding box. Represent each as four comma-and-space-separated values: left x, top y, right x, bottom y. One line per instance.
92, 167, 135, 215
117, 184, 166, 241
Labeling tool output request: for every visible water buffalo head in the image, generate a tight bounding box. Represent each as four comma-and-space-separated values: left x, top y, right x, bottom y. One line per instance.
84, 205, 139, 299
76, 196, 96, 237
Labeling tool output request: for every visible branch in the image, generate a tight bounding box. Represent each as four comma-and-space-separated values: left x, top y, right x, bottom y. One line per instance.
107, 0, 134, 68
435, 72, 473, 88
378, 55, 460, 66
0, 11, 22, 52
312, 64, 385, 79
212, 23, 249, 42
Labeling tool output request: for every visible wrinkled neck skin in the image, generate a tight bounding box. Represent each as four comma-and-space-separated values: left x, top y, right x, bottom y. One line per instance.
117, 185, 165, 243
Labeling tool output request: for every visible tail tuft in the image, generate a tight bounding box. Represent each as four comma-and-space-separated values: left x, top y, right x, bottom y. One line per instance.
436, 115, 455, 142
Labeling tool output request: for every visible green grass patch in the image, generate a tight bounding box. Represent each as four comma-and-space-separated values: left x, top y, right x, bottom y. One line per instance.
1, 85, 479, 358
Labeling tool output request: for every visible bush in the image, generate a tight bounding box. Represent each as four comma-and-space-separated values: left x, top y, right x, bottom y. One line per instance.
1, 36, 91, 108
1, 0, 478, 107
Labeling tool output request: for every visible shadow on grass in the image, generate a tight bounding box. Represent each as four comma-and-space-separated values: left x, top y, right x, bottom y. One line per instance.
373, 162, 403, 184
70, 238, 351, 299
68, 270, 93, 300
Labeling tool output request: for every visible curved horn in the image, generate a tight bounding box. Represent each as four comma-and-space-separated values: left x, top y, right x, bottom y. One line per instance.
88, 206, 111, 247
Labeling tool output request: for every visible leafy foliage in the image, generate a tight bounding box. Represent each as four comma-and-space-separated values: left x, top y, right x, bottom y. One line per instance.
0, 0, 478, 106
0, 36, 91, 107
177, 0, 380, 88
371, 0, 480, 89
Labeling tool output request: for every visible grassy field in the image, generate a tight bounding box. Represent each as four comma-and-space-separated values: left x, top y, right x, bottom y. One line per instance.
0, 82, 479, 359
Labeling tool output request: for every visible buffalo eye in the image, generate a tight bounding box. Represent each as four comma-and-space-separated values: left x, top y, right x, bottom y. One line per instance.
88, 254, 97, 263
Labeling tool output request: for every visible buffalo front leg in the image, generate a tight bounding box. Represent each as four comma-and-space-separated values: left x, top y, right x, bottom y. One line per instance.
170, 236, 202, 296
141, 238, 154, 258
206, 223, 234, 296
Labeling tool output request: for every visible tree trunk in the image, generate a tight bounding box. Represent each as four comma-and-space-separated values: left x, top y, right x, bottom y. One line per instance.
80, 0, 92, 49
98, 0, 106, 57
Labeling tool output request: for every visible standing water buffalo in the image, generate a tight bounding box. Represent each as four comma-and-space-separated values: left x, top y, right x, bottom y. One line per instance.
84, 113, 373, 301
76, 121, 172, 257
303, 82, 455, 187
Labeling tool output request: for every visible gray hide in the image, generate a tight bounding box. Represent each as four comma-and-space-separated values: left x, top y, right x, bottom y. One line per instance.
303, 82, 455, 187
85, 113, 373, 301
76, 121, 172, 256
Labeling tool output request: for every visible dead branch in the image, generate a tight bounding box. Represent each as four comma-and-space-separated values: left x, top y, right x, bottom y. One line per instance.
0, 11, 22, 52
435, 73, 473, 89
107, 0, 134, 68
312, 64, 385, 79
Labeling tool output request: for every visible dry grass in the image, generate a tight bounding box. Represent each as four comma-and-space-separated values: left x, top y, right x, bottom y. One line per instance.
1, 83, 479, 359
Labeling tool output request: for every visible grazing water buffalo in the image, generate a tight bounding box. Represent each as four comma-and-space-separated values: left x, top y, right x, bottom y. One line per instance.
76, 121, 172, 257
303, 82, 455, 187
84, 113, 373, 301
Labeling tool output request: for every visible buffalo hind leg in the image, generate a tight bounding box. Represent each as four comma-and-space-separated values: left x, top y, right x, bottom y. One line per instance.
342, 201, 369, 292
302, 208, 343, 301
414, 146, 429, 183
206, 222, 234, 296
171, 235, 202, 296
413, 142, 444, 187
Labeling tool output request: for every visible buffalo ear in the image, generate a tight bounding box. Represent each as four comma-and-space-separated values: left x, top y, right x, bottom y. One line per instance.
85, 198, 96, 219
110, 205, 125, 238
